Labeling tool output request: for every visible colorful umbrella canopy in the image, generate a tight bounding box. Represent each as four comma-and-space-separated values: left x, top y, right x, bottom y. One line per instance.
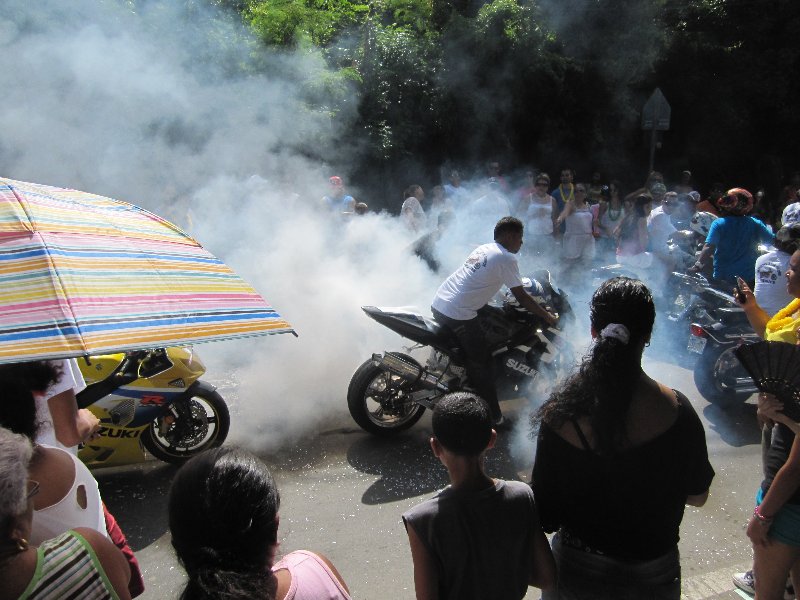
0, 177, 294, 364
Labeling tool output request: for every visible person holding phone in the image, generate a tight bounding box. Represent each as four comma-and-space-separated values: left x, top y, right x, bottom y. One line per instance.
735, 250, 800, 598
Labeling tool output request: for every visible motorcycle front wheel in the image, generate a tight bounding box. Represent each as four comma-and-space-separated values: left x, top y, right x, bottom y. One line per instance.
694, 344, 753, 407
142, 382, 230, 464
347, 353, 426, 436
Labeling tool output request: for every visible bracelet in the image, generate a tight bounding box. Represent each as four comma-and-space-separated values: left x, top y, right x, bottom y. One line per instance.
754, 506, 774, 524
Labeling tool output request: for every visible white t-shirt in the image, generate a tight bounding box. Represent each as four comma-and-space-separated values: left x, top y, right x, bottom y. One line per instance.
401, 196, 427, 233
34, 358, 88, 452
782, 202, 800, 226
754, 250, 792, 317
647, 205, 676, 254
432, 242, 523, 320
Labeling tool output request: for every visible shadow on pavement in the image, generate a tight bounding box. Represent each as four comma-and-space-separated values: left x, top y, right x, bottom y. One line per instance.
346, 414, 535, 505
94, 460, 178, 552
702, 401, 761, 448
346, 429, 446, 504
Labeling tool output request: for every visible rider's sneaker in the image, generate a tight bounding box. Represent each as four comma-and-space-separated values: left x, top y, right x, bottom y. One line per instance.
732, 570, 755, 595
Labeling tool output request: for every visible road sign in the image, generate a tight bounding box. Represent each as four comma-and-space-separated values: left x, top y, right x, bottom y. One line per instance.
642, 88, 671, 131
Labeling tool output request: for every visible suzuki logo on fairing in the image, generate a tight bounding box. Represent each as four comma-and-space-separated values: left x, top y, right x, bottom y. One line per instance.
98, 427, 142, 439
506, 358, 538, 378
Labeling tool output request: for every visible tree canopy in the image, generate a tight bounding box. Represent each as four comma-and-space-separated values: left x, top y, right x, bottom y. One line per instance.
216, 0, 800, 208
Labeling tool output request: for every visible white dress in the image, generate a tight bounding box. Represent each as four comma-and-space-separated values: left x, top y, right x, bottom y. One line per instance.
524, 196, 555, 236
563, 206, 596, 260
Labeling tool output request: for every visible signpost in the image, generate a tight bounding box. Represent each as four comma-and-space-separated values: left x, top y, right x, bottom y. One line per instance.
642, 88, 671, 173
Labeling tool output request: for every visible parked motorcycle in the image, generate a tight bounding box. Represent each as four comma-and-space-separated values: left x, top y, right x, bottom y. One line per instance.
663, 272, 740, 344
688, 303, 759, 406
76, 347, 229, 467
347, 272, 573, 436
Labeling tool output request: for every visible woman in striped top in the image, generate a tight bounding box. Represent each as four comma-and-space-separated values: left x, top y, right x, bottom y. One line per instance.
0, 428, 131, 600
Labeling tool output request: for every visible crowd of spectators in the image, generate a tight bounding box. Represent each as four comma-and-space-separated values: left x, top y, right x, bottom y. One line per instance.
4, 164, 800, 599
324, 164, 800, 298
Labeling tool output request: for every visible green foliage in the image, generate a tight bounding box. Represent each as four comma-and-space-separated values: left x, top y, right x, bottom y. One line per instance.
357, 23, 440, 160
373, 0, 433, 31
474, 0, 528, 44
222, 0, 800, 202
243, 0, 369, 47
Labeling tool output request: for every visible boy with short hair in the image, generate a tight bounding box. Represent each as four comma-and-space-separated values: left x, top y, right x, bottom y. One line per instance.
402, 392, 556, 600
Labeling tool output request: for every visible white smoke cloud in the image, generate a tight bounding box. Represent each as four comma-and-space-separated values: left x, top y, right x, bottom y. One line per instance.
0, 0, 443, 448
1, 0, 613, 450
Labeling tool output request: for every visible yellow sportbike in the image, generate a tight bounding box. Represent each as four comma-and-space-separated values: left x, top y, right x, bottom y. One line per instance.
75, 347, 229, 468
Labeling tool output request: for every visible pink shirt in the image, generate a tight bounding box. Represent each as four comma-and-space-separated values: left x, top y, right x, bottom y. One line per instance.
273, 550, 351, 600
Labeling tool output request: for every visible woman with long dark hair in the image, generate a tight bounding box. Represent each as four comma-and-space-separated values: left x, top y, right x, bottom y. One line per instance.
531, 277, 714, 599
169, 447, 351, 600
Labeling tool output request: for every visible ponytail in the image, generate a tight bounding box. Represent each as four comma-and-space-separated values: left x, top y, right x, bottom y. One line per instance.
533, 277, 655, 455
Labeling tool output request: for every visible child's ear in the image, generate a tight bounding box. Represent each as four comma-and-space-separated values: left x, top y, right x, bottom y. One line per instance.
487, 429, 497, 450
430, 436, 441, 456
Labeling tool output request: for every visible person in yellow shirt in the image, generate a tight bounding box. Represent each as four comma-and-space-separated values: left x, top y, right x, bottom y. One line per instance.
736, 249, 800, 599
739, 248, 800, 343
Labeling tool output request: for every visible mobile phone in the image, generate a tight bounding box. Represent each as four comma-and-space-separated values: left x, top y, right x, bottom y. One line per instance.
734, 276, 747, 303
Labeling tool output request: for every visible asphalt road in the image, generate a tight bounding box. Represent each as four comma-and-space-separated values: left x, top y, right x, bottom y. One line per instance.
96, 349, 763, 600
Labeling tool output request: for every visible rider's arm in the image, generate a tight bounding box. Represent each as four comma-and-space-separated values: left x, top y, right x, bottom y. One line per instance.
510, 286, 558, 327
689, 243, 714, 273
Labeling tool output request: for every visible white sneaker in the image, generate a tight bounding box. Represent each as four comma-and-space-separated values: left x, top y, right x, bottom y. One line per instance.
732, 570, 754, 596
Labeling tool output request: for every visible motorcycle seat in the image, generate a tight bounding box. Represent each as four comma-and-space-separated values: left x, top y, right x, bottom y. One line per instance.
362, 306, 460, 349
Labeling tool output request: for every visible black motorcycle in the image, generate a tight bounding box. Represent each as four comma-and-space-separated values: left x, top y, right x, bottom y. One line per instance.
662, 272, 741, 350
347, 272, 573, 435
688, 302, 760, 406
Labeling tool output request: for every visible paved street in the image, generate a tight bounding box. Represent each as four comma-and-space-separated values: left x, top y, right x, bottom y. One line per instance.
96, 350, 763, 600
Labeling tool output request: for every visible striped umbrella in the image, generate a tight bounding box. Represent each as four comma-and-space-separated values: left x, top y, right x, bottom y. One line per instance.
0, 177, 295, 364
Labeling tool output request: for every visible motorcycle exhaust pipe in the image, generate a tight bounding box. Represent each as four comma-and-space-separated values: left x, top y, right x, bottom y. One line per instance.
373, 352, 450, 392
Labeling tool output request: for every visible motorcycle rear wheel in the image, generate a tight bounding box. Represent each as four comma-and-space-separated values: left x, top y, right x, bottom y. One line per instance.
348, 354, 426, 436
142, 383, 230, 464
694, 344, 753, 407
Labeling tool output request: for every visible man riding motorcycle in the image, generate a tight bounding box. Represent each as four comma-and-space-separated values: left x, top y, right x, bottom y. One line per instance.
688, 188, 773, 287
430, 216, 558, 424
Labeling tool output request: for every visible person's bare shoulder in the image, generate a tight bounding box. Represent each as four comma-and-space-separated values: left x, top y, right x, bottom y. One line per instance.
627, 380, 679, 444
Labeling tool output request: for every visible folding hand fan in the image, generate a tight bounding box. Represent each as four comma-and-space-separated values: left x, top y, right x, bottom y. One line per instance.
734, 341, 800, 421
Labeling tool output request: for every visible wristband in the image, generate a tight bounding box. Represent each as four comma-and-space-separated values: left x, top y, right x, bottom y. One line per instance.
754, 506, 774, 524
